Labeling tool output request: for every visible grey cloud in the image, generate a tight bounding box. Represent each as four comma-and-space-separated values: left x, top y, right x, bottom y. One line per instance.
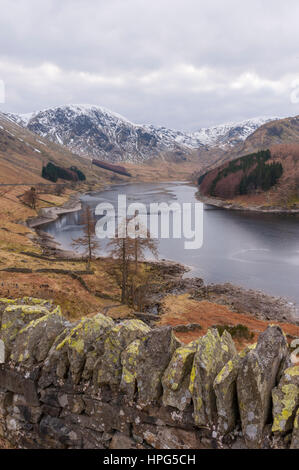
0, 0, 299, 128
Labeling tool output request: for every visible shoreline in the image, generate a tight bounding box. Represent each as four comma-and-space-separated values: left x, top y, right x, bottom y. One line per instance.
27, 192, 83, 229
25, 182, 299, 326
26, 189, 85, 258
197, 191, 299, 214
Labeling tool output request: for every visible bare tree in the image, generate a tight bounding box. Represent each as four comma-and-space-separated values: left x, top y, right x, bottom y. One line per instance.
133, 234, 158, 273
108, 220, 131, 303
72, 206, 100, 270
22, 187, 37, 209
108, 217, 158, 305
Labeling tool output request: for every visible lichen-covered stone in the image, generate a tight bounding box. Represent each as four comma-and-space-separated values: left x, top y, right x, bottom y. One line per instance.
239, 343, 256, 358
291, 407, 299, 449
0, 298, 17, 324
214, 355, 240, 434
0, 298, 17, 305
120, 339, 142, 400
277, 354, 294, 383
56, 313, 114, 384
290, 339, 299, 366
21, 297, 53, 307
96, 319, 150, 389
38, 327, 72, 388
0, 304, 52, 360
0, 298, 18, 324
189, 329, 237, 427
272, 365, 299, 433
237, 325, 288, 448
10, 312, 67, 367
135, 327, 181, 407
0, 297, 52, 316
2, 296, 298, 450
162, 341, 198, 411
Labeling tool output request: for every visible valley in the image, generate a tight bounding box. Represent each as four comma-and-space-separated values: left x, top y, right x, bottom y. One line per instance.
1, 105, 299, 334
1, 104, 299, 451
5, 104, 275, 163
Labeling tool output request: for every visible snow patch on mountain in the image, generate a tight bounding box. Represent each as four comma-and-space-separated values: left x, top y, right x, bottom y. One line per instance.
4, 104, 278, 163
190, 117, 278, 148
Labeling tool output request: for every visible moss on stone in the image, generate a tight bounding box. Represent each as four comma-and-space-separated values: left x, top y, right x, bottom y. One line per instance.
22, 297, 52, 306
239, 343, 257, 358
164, 343, 197, 392
214, 359, 234, 386
284, 366, 299, 377
0, 298, 17, 305
4, 305, 50, 315
272, 384, 299, 432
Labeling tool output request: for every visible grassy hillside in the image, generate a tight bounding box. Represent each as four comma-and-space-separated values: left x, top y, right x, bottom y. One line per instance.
0, 112, 203, 185
0, 112, 202, 320
195, 115, 299, 178
0, 113, 134, 185
0, 113, 298, 360
200, 150, 283, 198
240, 115, 299, 154
199, 144, 299, 209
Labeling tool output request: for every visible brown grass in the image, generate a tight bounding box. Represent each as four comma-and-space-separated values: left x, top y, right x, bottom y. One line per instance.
158, 294, 299, 350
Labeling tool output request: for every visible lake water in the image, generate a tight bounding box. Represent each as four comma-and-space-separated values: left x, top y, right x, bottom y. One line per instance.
43, 182, 299, 305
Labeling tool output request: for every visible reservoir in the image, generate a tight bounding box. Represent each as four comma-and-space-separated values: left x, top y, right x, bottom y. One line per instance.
43, 182, 299, 305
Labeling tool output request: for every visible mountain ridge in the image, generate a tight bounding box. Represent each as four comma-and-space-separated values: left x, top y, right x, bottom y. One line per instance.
0, 111, 129, 185
4, 104, 277, 163
196, 115, 299, 210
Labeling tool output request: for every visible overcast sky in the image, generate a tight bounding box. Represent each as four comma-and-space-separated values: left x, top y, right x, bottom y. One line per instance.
0, 0, 299, 130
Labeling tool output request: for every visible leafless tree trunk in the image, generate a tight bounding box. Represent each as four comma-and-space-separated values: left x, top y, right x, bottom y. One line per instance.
108, 217, 158, 306
72, 206, 99, 270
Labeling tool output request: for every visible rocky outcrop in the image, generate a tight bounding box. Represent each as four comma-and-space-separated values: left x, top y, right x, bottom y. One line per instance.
214, 355, 241, 434
190, 329, 237, 427
0, 297, 298, 449
96, 319, 150, 390
135, 327, 180, 407
272, 366, 299, 434
237, 326, 288, 448
162, 341, 198, 411
291, 408, 299, 448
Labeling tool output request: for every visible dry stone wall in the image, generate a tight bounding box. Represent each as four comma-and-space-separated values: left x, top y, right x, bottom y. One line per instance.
0, 297, 298, 449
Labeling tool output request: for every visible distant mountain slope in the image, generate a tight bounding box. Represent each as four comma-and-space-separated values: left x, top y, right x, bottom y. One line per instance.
5, 104, 275, 163
198, 142, 299, 210
195, 115, 299, 177
0, 112, 208, 185
0, 113, 123, 185
236, 115, 299, 155
199, 150, 283, 199
186, 116, 278, 148
6, 105, 189, 163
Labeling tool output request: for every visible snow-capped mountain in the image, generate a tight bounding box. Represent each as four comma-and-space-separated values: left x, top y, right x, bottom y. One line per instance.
188, 117, 278, 149
5, 105, 276, 163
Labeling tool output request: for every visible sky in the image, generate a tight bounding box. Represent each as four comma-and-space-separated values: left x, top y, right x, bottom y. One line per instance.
0, 0, 299, 130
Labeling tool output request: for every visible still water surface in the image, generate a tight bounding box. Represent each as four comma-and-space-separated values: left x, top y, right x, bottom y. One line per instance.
43, 182, 299, 304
